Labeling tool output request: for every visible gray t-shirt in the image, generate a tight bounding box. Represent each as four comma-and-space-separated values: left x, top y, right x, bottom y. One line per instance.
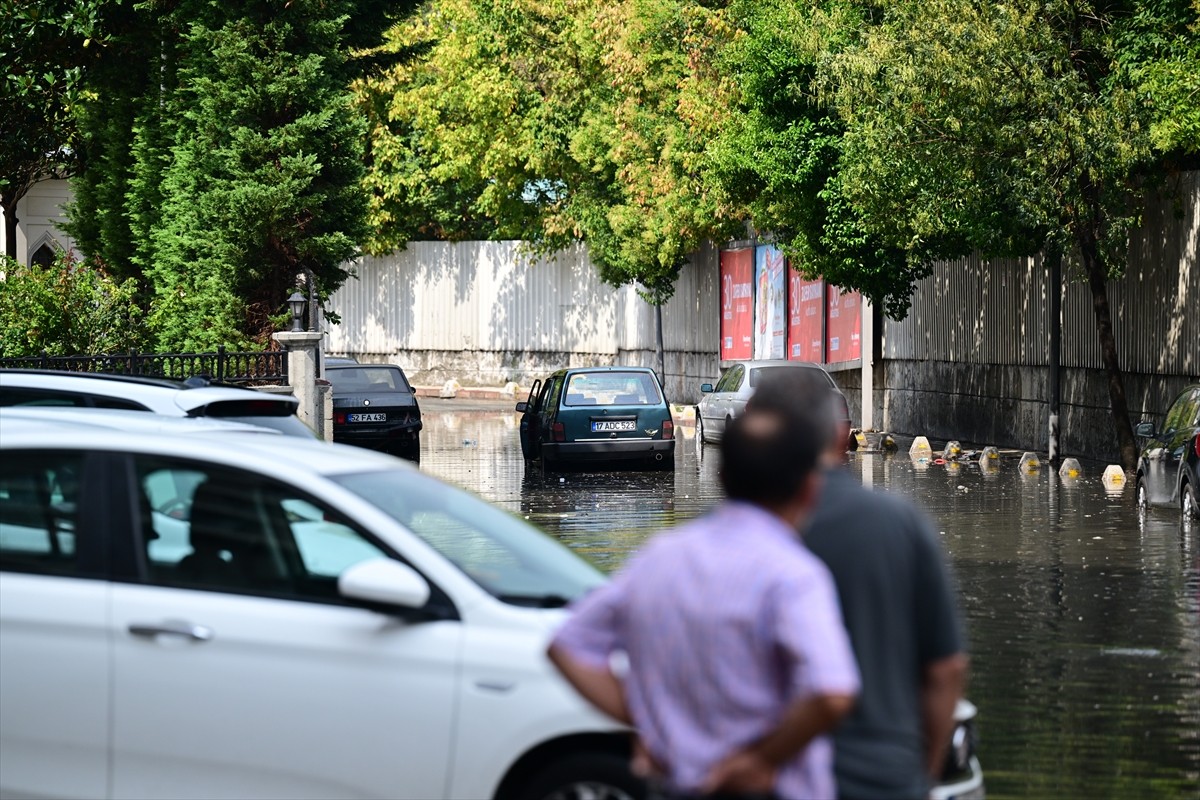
804, 468, 965, 800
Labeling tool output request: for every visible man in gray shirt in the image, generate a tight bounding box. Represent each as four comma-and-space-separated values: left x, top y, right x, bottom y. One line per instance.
751, 372, 968, 799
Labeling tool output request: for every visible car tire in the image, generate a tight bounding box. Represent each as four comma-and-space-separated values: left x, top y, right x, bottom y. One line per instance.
697, 412, 706, 444
1136, 476, 1150, 513
1183, 481, 1199, 521
513, 752, 646, 800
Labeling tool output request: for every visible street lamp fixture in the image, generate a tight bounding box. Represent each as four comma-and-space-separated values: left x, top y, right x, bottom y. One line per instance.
287, 291, 307, 332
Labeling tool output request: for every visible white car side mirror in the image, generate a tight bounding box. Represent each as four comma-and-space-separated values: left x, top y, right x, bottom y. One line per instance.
339, 559, 431, 609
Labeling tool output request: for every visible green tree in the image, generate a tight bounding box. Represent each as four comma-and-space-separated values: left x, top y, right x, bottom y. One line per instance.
0, 252, 144, 357
360, 0, 745, 303
829, 0, 1191, 469
65, 0, 390, 351
0, 0, 110, 259
707, 0, 930, 319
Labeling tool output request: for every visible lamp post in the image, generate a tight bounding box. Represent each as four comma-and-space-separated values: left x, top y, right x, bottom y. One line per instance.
287, 291, 307, 332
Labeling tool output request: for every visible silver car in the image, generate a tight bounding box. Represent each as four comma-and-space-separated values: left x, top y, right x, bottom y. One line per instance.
696, 359, 848, 445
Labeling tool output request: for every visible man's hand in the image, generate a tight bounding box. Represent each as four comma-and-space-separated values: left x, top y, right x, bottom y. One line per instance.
700, 749, 778, 794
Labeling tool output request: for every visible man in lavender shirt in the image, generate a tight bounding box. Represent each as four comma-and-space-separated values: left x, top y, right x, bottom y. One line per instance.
548, 404, 860, 800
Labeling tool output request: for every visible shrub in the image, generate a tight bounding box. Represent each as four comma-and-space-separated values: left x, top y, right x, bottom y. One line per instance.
0, 252, 146, 357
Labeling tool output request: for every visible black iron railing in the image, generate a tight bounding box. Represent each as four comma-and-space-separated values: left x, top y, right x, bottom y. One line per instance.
0, 346, 288, 386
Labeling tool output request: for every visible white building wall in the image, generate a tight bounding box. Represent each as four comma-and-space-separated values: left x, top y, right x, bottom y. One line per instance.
1, 178, 77, 266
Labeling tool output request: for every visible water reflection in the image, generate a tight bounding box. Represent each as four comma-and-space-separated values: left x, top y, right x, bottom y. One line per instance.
418, 402, 1200, 798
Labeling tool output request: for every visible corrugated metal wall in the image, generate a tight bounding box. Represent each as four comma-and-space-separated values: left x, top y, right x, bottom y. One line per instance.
325, 240, 722, 395
885, 172, 1198, 377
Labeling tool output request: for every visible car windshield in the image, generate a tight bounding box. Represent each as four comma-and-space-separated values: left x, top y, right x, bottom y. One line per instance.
564, 371, 662, 406
327, 367, 411, 393
748, 365, 834, 388
332, 470, 606, 606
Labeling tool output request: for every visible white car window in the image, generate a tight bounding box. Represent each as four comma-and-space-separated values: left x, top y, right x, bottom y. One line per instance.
134, 458, 390, 600
0, 452, 83, 567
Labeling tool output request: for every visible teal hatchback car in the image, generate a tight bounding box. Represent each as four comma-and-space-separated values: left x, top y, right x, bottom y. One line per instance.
516, 367, 675, 471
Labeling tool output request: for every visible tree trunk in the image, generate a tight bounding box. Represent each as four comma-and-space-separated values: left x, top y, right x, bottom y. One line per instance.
2, 197, 18, 261
1078, 231, 1138, 471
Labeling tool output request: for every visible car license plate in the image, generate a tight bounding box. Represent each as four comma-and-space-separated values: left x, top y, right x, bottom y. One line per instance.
591, 420, 636, 432
348, 413, 387, 423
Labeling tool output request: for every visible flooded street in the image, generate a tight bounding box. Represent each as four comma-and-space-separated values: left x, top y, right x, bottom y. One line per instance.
419, 399, 1200, 799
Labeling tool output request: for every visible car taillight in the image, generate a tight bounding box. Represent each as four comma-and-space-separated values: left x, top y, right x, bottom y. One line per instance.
662, 419, 674, 440
1195, 434, 1199, 459
335, 412, 345, 424
552, 422, 565, 442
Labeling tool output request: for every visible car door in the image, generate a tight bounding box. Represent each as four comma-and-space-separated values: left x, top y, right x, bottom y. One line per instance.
536, 377, 564, 458
518, 379, 543, 460
109, 456, 462, 800
1162, 389, 1200, 503
0, 449, 110, 800
711, 364, 745, 438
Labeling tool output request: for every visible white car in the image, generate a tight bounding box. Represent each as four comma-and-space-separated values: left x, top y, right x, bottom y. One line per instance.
696, 360, 850, 445
0, 417, 640, 800
0, 369, 313, 438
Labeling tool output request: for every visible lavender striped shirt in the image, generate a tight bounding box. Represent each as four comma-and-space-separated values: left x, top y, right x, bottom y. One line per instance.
552, 501, 860, 799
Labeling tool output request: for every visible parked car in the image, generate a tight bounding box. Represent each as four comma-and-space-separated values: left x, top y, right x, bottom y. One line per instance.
1135, 383, 1200, 520
325, 362, 422, 462
696, 360, 850, 445
517, 367, 674, 471
0, 416, 643, 800
0, 369, 314, 438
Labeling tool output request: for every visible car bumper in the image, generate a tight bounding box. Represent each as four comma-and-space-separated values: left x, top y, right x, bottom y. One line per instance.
544, 440, 674, 463
333, 424, 421, 452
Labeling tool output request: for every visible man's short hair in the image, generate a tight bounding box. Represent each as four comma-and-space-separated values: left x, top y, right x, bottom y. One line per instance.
720, 404, 826, 505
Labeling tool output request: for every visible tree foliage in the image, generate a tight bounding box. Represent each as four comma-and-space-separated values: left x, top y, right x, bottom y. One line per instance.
0, 0, 111, 258
0, 252, 144, 357
359, 0, 745, 302
65, 0, 402, 351
825, 0, 1195, 468
707, 0, 925, 318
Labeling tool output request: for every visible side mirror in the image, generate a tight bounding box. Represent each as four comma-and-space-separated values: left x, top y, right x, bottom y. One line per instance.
516, 401, 528, 412
1135, 421, 1156, 438
700, 383, 713, 393
339, 559, 430, 609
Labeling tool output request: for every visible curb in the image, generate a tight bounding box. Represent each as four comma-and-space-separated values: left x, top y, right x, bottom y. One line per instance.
414, 386, 515, 401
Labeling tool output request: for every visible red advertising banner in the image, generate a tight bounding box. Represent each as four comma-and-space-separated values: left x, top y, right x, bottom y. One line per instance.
787, 267, 824, 363
720, 249, 754, 361
825, 285, 862, 363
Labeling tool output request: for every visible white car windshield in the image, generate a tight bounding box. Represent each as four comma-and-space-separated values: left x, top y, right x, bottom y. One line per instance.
332, 470, 606, 606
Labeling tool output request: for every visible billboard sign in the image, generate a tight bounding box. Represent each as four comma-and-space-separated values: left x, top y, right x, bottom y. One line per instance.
754, 245, 787, 360
825, 285, 862, 362
788, 268, 824, 362
719, 248, 754, 361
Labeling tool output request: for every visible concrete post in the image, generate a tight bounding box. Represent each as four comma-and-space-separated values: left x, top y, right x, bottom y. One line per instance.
860, 297, 876, 431
272, 331, 324, 439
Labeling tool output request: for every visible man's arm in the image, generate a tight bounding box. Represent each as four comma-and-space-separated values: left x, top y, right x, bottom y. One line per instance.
547, 643, 632, 725
921, 652, 969, 779
701, 692, 856, 794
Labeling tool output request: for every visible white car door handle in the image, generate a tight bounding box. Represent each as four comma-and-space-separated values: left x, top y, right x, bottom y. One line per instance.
128, 622, 214, 642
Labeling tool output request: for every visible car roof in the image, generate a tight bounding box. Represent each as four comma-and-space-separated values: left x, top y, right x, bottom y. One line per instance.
550, 366, 660, 378
0, 369, 299, 414
0, 416, 406, 479
0, 406, 283, 436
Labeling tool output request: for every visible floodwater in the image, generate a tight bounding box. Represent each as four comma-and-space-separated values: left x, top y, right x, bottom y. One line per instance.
419, 400, 1200, 799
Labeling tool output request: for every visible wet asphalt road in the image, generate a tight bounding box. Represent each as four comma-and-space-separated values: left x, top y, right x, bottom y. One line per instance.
416, 397, 1200, 799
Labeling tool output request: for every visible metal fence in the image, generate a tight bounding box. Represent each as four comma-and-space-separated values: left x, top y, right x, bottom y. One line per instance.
0, 346, 288, 386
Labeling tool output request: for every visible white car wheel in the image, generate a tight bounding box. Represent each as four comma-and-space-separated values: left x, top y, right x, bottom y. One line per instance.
1183, 482, 1198, 521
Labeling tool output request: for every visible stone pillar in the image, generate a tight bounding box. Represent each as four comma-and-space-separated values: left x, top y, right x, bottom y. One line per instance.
272, 331, 324, 439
